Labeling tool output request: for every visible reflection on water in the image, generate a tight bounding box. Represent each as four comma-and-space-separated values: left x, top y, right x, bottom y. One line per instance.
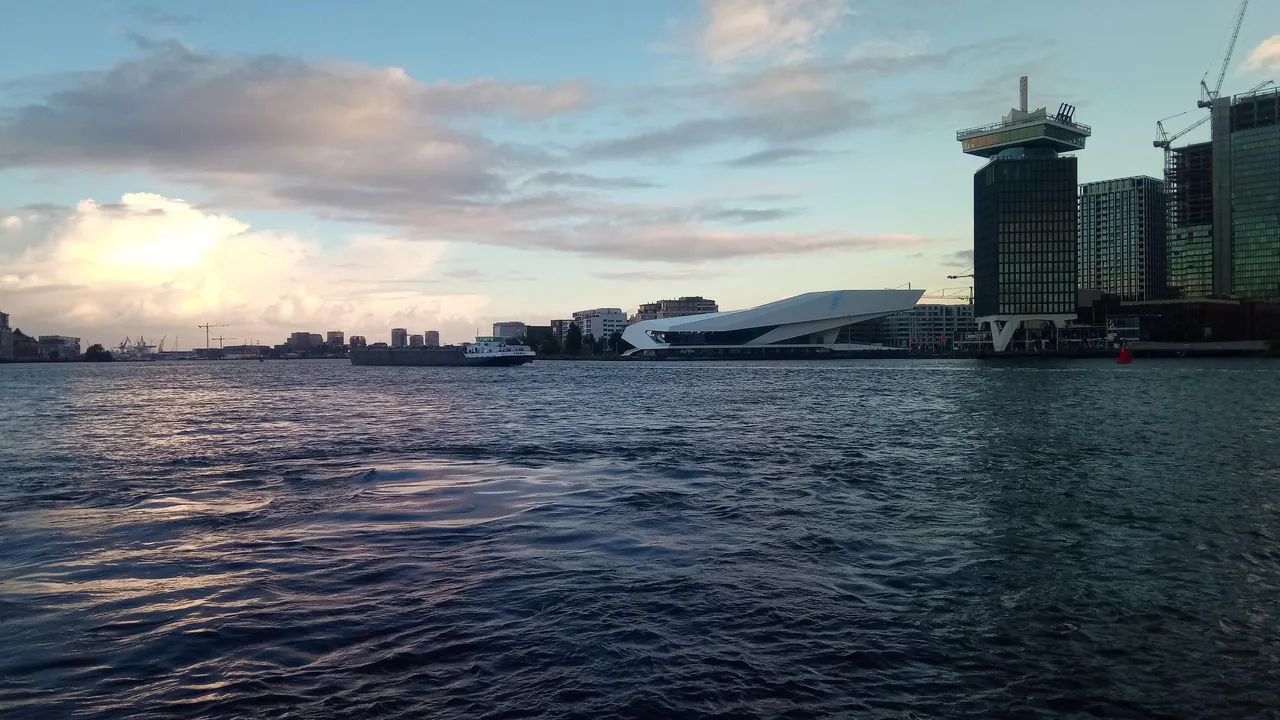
1, 359, 1279, 718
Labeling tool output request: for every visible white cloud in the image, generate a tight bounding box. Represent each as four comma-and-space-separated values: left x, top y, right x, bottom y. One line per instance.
0, 193, 489, 346
2, 216, 20, 230
1243, 36, 1280, 74
700, 0, 849, 68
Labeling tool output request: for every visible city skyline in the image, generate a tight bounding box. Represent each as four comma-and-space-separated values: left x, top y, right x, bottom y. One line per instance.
2, 0, 1279, 347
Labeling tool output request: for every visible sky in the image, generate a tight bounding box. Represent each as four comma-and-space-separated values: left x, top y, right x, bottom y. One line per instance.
1, 0, 1279, 349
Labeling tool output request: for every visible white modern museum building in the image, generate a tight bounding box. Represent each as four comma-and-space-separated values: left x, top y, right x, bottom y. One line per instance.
621, 289, 924, 358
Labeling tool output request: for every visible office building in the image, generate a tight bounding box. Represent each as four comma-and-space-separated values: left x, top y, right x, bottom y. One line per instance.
326, 331, 345, 347
309, 333, 323, 348
571, 308, 628, 341
957, 76, 1089, 351
425, 331, 440, 348
550, 319, 573, 343
349, 335, 367, 349
1228, 88, 1280, 300
1166, 141, 1215, 298
623, 290, 921, 358
492, 322, 526, 339
38, 335, 81, 359
1166, 87, 1280, 300
289, 332, 315, 351
391, 328, 408, 347
633, 296, 718, 322
1078, 176, 1167, 301
410, 334, 424, 347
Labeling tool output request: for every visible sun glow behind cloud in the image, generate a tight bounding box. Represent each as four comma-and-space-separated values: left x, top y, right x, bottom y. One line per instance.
0, 194, 488, 346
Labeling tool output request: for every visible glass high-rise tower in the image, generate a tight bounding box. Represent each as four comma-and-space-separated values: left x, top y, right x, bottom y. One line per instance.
1078, 176, 1167, 301
957, 77, 1090, 351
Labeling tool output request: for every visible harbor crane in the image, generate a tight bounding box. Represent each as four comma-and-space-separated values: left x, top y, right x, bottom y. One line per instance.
212, 336, 237, 349
1199, 0, 1250, 108
198, 322, 229, 349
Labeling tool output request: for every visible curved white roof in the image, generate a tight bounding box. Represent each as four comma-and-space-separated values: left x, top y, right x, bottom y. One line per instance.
622, 289, 923, 352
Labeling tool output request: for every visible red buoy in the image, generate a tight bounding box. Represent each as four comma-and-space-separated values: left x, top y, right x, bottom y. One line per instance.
1116, 346, 1133, 364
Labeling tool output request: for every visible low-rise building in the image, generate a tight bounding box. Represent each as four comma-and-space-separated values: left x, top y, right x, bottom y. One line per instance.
524, 325, 552, 347
875, 304, 977, 349
572, 308, 628, 341
327, 331, 345, 347
633, 296, 718, 322
349, 335, 368, 349
493, 321, 526, 339
38, 335, 81, 360
410, 334, 424, 346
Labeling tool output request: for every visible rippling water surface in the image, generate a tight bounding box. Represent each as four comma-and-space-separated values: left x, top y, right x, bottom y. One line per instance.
2, 359, 1279, 718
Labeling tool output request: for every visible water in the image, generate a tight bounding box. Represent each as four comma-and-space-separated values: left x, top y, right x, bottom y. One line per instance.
2, 359, 1279, 718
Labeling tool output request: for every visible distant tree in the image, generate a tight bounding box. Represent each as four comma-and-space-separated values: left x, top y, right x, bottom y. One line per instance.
540, 335, 562, 355
592, 335, 606, 355
608, 331, 630, 355
582, 333, 596, 355
84, 343, 114, 362
565, 322, 583, 356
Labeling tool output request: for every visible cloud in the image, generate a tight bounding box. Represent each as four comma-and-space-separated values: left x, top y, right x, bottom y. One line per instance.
0, 193, 489, 346
722, 147, 823, 166
0, 39, 963, 264
940, 249, 973, 268
525, 171, 658, 189
700, 0, 850, 67
1243, 36, 1280, 74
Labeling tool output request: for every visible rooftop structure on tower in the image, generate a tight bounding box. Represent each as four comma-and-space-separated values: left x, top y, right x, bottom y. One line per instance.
957, 76, 1091, 159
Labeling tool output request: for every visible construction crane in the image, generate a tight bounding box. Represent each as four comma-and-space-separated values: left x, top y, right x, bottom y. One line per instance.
943, 269, 974, 304
157, 335, 167, 353
212, 336, 237, 349
1199, 0, 1250, 108
921, 287, 973, 303
1156, 81, 1272, 150
198, 323, 229, 349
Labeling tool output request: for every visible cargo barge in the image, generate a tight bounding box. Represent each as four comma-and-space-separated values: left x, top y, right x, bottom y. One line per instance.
350, 336, 535, 367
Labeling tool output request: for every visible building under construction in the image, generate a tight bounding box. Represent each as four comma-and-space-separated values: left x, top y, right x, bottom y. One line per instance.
1165, 141, 1214, 298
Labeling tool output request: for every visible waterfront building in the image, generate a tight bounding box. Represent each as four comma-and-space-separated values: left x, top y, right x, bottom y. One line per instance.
223, 344, 270, 360
1166, 141, 1215, 298
349, 335, 367, 349
326, 331, 345, 347
0, 311, 11, 361
492, 322, 526, 339
1078, 176, 1167, 301
289, 332, 316, 351
550, 319, 573, 343
871, 304, 977, 350
391, 328, 408, 348
633, 296, 718, 322
309, 333, 322, 348
425, 331, 440, 348
1227, 88, 1280, 300
38, 335, 81, 360
622, 290, 921, 358
410, 334, 424, 347
571, 308, 627, 341
1166, 87, 1280, 300
957, 76, 1089, 351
